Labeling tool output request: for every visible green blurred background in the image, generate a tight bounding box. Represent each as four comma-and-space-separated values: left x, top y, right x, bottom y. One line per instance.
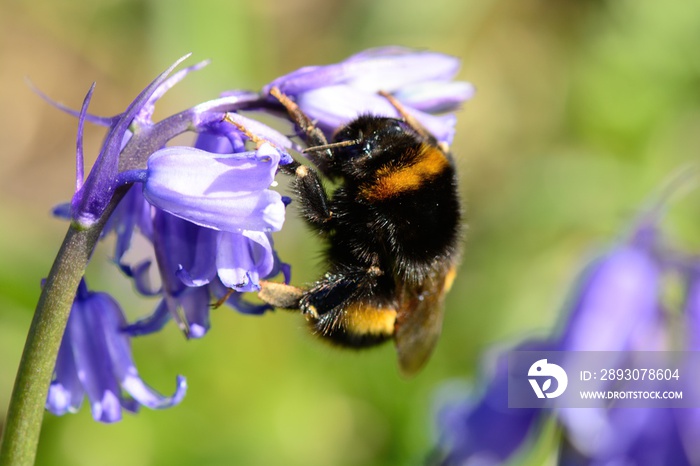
2, 0, 700, 465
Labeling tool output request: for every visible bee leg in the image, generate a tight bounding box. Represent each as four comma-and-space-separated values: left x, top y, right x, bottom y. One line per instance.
301, 266, 384, 319
258, 280, 304, 309
302, 268, 395, 347
269, 86, 329, 147
269, 86, 333, 171
300, 273, 358, 319
294, 162, 336, 230
259, 270, 368, 318
276, 157, 334, 232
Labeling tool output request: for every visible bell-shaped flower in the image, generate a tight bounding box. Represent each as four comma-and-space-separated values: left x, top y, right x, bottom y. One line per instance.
46, 280, 186, 422
114, 122, 290, 338
556, 229, 661, 353
436, 342, 553, 465
122, 206, 288, 339
142, 143, 285, 233
263, 46, 474, 144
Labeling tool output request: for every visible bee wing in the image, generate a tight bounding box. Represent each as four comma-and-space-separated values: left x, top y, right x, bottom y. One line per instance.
394, 266, 457, 376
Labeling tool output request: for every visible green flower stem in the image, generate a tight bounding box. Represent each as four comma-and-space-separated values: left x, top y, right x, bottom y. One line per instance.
0, 188, 127, 466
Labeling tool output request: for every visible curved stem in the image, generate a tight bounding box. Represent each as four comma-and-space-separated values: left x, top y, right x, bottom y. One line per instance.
0, 187, 127, 466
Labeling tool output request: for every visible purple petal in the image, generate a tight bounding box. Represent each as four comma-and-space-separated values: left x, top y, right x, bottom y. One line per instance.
71, 55, 192, 227
47, 326, 84, 415
136, 60, 209, 123
180, 285, 211, 338
151, 210, 218, 289
561, 408, 691, 465
392, 81, 475, 113
296, 85, 456, 143
27, 79, 114, 127
52, 202, 71, 220
195, 129, 238, 154
98, 296, 187, 409
121, 375, 187, 410
342, 49, 461, 92
266, 245, 291, 285
124, 260, 162, 296
216, 230, 274, 291
684, 270, 700, 351
123, 300, 171, 337
143, 145, 285, 232
176, 268, 212, 287
194, 118, 293, 165
75, 83, 95, 192
120, 397, 141, 414
265, 47, 461, 96
68, 294, 124, 422
120, 375, 187, 410
108, 186, 154, 264
559, 406, 654, 460
190, 92, 263, 120
557, 244, 660, 352
437, 343, 547, 464
47, 380, 84, 416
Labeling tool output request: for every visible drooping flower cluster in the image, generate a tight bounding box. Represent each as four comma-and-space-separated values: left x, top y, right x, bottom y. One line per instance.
435, 199, 700, 465
47, 280, 186, 422
45, 48, 474, 421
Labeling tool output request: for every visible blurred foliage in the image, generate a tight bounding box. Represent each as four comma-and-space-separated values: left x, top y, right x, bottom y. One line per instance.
1, 0, 700, 465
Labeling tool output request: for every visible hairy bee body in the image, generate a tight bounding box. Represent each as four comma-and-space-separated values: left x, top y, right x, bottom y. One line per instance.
260, 99, 462, 375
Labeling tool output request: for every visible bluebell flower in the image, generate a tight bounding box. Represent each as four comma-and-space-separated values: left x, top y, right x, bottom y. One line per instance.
555, 227, 661, 353
50, 57, 294, 337
435, 202, 700, 465
436, 342, 551, 466
46, 280, 186, 423
142, 142, 285, 233
120, 195, 288, 339
263, 46, 475, 145
113, 130, 290, 337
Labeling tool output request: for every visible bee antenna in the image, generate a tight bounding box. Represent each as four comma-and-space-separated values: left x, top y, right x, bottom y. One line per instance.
302, 138, 362, 154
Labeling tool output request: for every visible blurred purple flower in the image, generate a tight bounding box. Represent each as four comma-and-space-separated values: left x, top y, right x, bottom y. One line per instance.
263, 47, 474, 144
435, 207, 700, 465
556, 230, 661, 353
437, 344, 548, 465
46, 280, 186, 422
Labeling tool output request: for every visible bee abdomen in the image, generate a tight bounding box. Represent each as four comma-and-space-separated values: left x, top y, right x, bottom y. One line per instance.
313, 303, 397, 348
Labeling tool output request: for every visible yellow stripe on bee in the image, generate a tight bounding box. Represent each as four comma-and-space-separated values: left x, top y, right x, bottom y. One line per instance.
443, 266, 458, 293
361, 145, 449, 202
342, 304, 397, 337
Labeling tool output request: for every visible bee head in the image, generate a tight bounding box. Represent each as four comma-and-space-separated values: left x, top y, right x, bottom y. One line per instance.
322, 116, 418, 180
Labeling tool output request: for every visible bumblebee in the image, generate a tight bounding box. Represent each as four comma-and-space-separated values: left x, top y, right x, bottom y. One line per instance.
259, 87, 462, 375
